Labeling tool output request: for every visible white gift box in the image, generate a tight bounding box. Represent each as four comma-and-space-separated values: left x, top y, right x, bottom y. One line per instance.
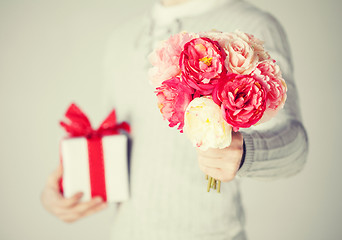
60, 134, 129, 202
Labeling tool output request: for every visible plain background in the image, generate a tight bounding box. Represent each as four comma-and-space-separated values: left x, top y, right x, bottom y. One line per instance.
0, 0, 341, 239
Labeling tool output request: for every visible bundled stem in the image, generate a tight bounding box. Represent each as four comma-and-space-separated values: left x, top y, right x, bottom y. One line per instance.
206, 175, 221, 193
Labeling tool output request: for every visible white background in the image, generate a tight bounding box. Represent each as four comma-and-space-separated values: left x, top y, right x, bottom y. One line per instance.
0, 0, 341, 239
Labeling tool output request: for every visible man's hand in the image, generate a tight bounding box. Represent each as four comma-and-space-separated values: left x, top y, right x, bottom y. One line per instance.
40, 164, 107, 223
197, 131, 244, 182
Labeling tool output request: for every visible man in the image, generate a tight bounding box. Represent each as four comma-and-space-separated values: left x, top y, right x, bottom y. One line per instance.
41, 0, 308, 239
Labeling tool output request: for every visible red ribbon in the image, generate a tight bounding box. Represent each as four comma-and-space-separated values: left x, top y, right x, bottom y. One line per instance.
59, 103, 130, 201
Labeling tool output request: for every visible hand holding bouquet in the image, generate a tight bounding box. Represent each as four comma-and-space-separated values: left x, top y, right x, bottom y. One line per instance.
148, 30, 287, 192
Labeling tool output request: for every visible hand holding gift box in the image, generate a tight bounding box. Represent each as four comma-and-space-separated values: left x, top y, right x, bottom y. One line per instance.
59, 103, 130, 202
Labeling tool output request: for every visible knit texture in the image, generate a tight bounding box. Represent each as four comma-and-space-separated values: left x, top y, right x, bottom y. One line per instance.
102, 1, 308, 239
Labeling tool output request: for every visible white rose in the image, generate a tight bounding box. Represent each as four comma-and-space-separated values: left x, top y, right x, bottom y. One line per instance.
183, 96, 232, 150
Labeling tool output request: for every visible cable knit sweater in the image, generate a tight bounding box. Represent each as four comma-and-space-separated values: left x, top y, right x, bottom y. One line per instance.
103, 0, 308, 239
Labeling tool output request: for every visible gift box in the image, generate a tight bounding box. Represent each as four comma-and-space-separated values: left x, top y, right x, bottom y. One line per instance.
59, 103, 130, 202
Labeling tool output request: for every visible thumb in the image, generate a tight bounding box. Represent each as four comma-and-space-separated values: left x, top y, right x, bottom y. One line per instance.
47, 163, 63, 188
54, 163, 63, 179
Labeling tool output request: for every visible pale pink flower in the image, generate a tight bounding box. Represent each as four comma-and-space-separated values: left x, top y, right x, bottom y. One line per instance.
254, 60, 286, 103
180, 37, 227, 95
235, 31, 270, 61
199, 30, 230, 52
224, 33, 258, 75
201, 30, 270, 74
221, 31, 269, 75
251, 60, 287, 123
254, 59, 282, 80
148, 32, 195, 88
155, 76, 193, 132
213, 73, 267, 131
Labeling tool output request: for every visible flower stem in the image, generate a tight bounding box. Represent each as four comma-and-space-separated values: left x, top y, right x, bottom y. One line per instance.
207, 176, 212, 192
217, 180, 221, 193
211, 178, 215, 188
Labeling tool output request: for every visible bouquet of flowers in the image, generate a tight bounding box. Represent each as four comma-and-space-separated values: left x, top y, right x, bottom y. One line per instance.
148, 30, 287, 192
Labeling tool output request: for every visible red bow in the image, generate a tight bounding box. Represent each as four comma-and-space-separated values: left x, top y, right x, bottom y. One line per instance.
60, 103, 130, 138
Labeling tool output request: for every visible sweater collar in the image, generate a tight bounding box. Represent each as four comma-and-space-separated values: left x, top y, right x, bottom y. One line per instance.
152, 0, 237, 26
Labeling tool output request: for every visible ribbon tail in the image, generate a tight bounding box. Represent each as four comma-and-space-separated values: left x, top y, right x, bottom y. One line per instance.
117, 122, 131, 133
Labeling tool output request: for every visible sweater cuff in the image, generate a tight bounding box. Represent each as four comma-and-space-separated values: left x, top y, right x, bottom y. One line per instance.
237, 132, 255, 177
238, 140, 246, 170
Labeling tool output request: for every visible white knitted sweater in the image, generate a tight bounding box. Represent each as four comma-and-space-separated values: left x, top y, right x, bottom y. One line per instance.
103, 0, 308, 239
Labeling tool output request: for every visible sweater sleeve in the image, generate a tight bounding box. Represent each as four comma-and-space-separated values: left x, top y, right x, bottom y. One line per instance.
237, 13, 309, 180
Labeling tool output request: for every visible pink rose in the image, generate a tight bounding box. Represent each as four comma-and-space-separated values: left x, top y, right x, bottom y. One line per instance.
180, 37, 227, 95
251, 60, 287, 123
148, 32, 195, 88
213, 73, 267, 131
155, 76, 193, 131
225, 31, 269, 75
237, 31, 270, 61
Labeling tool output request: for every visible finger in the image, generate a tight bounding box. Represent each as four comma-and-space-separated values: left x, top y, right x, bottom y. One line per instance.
198, 155, 224, 168
47, 164, 63, 188
44, 192, 83, 216
53, 164, 63, 180
57, 192, 84, 208
197, 147, 223, 158
208, 167, 233, 182
198, 164, 222, 179
58, 212, 81, 223
70, 197, 104, 215
82, 202, 107, 218
59, 202, 107, 223
56, 196, 103, 217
